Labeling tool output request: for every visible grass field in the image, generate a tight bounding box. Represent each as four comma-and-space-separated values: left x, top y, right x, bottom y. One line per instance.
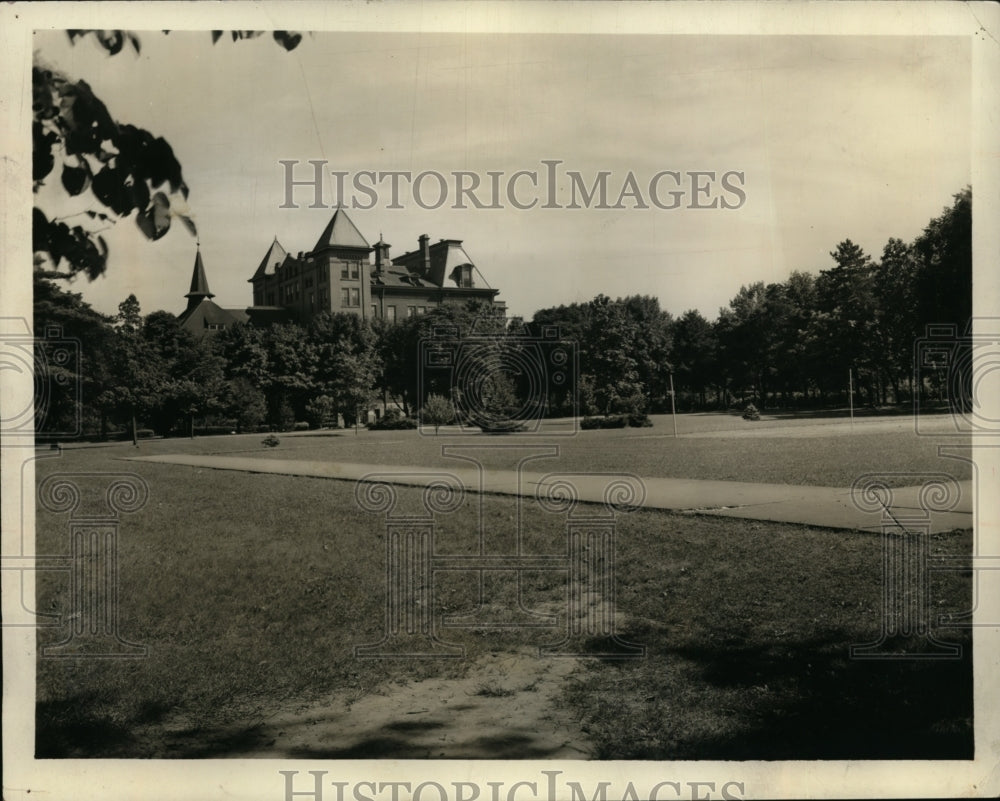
33, 412, 974, 758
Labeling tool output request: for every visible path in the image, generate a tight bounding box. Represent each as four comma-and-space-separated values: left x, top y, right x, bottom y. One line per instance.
125, 454, 973, 533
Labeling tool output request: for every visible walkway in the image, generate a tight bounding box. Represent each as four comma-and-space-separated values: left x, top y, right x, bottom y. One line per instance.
125, 454, 973, 534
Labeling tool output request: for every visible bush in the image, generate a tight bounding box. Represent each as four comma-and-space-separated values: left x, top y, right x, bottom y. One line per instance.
420, 394, 455, 433
304, 395, 336, 430
581, 415, 628, 429
262, 434, 280, 447
479, 421, 527, 434
742, 403, 761, 421
293, 421, 310, 431
368, 416, 418, 431
628, 413, 653, 428
192, 425, 235, 436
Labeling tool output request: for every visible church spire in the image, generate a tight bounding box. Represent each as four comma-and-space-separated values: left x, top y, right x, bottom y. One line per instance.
185, 247, 214, 310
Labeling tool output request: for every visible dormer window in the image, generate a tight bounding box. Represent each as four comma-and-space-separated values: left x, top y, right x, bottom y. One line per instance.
450, 264, 474, 288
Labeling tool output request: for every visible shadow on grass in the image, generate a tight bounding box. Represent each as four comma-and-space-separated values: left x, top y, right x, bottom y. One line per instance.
36, 696, 174, 758
574, 627, 974, 761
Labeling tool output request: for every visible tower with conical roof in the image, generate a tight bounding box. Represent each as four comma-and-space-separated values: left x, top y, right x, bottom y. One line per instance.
177, 247, 248, 336
185, 248, 214, 311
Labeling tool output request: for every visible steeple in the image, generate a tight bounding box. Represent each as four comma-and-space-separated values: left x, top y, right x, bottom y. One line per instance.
185, 247, 214, 310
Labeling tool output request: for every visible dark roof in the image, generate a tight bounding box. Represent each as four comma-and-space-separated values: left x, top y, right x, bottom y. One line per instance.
186, 250, 214, 299
177, 298, 246, 334
250, 237, 288, 281
391, 239, 478, 288
312, 207, 371, 252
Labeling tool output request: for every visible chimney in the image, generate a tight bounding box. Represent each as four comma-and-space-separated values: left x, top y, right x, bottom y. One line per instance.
419, 234, 430, 276
375, 239, 390, 274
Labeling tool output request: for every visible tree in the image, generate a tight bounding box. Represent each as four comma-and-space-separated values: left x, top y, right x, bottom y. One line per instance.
309, 312, 381, 427
671, 309, 717, 408
33, 30, 303, 279
913, 187, 972, 331
99, 295, 165, 444
225, 377, 268, 433
715, 282, 771, 406
809, 240, 879, 403
420, 394, 455, 434
142, 310, 226, 435
32, 270, 115, 436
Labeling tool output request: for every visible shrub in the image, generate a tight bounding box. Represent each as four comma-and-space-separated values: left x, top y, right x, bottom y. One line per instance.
304, 395, 336, 430
192, 425, 236, 436
262, 434, 280, 447
293, 421, 310, 431
581, 415, 629, 430
368, 415, 418, 431
628, 413, 653, 428
420, 394, 455, 434
479, 421, 527, 434
742, 403, 761, 421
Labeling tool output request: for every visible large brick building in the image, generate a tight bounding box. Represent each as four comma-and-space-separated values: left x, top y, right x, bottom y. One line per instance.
179, 208, 504, 337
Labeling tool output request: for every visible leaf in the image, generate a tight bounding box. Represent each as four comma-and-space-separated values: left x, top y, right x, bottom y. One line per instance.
96, 30, 125, 56
135, 191, 171, 241
127, 33, 141, 54
33, 122, 57, 181
178, 214, 198, 237
211, 30, 223, 44
92, 166, 135, 216
273, 31, 303, 51
61, 162, 91, 196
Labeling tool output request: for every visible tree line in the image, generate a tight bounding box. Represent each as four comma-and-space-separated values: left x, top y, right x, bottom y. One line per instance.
32, 187, 970, 439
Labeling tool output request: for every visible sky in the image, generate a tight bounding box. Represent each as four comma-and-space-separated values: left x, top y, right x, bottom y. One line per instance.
31, 30, 971, 322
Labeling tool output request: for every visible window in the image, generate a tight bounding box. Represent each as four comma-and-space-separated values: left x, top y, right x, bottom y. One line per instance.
351, 288, 360, 307
350, 262, 359, 279
206, 323, 225, 331
417, 306, 427, 315
341, 263, 349, 279
371, 305, 378, 318
387, 306, 396, 322
407, 306, 416, 318
266, 292, 275, 305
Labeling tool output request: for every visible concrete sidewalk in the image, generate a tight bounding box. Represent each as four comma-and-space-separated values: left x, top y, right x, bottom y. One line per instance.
125, 454, 973, 534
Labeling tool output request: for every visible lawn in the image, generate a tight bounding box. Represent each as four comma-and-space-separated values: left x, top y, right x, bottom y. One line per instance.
82, 411, 972, 488
32, 412, 974, 759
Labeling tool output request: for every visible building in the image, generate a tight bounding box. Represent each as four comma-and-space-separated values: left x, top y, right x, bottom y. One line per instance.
175, 249, 250, 335
180, 208, 504, 338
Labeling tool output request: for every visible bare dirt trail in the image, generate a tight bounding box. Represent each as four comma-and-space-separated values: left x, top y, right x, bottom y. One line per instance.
174, 649, 592, 759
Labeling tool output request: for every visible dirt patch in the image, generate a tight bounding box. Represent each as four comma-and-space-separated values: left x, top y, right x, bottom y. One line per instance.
161, 649, 591, 759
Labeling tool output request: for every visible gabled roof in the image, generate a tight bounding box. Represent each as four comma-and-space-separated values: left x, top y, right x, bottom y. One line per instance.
250, 237, 288, 281
177, 298, 245, 333
312, 207, 371, 252
186, 250, 214, 299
